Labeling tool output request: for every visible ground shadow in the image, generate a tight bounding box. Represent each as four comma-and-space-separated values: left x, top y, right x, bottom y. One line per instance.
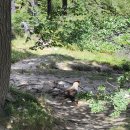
38, 54, 125, 74
10, 53, 130, 130
45, 93, 130, 130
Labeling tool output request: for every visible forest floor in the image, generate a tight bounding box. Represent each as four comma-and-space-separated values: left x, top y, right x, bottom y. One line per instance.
10, 51, 130, 130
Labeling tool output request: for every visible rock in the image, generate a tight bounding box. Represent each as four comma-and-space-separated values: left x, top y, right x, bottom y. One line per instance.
57, 80, 72, 89
53, 88, 60, 91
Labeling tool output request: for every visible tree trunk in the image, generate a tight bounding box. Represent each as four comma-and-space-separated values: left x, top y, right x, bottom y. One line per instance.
47, 0, 52, 18
62, 0, 67, 15
0, 0, 11, 109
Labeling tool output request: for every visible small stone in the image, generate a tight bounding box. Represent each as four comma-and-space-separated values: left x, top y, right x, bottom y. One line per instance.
53, 88, 60, 91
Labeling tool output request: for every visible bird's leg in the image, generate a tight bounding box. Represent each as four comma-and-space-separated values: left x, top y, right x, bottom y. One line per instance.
60, 97, 68, 105
74, 100, 78, 106
71, 97, 78, 106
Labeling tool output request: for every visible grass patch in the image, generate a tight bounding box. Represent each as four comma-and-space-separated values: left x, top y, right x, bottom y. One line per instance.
12, 37, 130, 71
11, 50, 36, 63
11, 37, 37, 63
4, 87, 54, 130
114, 33, 130, 45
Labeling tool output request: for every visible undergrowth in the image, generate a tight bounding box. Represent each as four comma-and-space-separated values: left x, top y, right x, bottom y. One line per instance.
4, 87, 54, 130
12, 0, 130, 53
11, 50, 36, 63
78, 73, 130, 117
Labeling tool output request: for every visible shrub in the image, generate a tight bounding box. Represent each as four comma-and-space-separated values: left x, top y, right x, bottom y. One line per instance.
12, 8, 30, 36
78, 73, 130, 117
5, 87, 54, 130
12, 0, 130, 53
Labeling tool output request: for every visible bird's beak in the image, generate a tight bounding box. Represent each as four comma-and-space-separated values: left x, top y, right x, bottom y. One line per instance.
79, 85, 82, 88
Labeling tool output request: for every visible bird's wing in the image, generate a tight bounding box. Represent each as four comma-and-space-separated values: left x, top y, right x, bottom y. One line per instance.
65, 89, 77, 96
66, 85, 75, 91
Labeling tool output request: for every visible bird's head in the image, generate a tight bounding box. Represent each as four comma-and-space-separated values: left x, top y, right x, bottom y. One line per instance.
73, 80, 80, 88
74, 80, 80, 83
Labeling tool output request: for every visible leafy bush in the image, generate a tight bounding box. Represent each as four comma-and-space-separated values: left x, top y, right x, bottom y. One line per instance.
78, 73, 130, 117
110, 89, 130, 117
33, 9, 129, 52
12, 0, 130, 52
89, 99, 106, 113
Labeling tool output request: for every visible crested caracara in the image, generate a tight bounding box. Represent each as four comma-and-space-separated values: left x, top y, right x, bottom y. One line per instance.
63, 81, 80, 105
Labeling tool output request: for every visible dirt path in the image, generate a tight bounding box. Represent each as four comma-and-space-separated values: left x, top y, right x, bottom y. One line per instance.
10, 55, 130, 130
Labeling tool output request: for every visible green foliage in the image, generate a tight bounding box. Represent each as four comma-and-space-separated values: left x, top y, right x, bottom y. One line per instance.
78, 73, 130, 117
31, 14, 125, 52
114, 33, 130, 45
89, 99, 105, 113
110, 89, 130, 117
109, 0, 130, 16
12, 0, 130, 52
11, 50, 35, 63
12, 8, 30, 36
36, 5, 130, 50
117, 72, 130, 88
5, 87, 53, 130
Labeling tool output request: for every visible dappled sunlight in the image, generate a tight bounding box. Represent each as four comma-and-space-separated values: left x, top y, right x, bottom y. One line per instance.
44, 93, 130, 130
10, 54, 130, 129
12, 37, 128, 68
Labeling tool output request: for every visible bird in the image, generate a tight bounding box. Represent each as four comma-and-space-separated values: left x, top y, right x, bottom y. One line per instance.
63, 80, 80, 105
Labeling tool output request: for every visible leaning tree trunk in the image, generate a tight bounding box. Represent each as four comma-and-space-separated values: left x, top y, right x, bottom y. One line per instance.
0, 0, 11, 109
47, 0, 52, 18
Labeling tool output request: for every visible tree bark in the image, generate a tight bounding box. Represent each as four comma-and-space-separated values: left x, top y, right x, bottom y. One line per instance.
0, 0, 11, 109
47, 0, 52, 18
62, 0, 67, 15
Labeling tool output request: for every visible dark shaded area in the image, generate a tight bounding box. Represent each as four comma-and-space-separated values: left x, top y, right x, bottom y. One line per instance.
62, 0, 67, 15
0, 87, 53, 130
69, 61, 130, 73
37, 54, 126, 74
42, 54, 75, 61
47, 0, 52, 19
124, 107, 130, 130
